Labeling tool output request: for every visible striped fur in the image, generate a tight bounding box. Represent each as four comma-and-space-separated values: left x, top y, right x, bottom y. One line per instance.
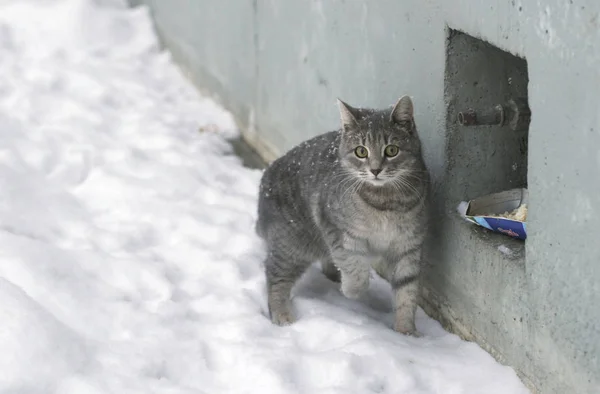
256, 96, 430, 335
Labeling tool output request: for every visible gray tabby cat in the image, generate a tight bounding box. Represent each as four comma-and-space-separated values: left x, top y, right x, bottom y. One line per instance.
255, 96, 429, 335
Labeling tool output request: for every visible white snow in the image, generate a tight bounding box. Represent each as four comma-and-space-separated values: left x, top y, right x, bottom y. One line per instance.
498, 245, 515, 257
456, 201, 472, 222
0, 0, 530, 393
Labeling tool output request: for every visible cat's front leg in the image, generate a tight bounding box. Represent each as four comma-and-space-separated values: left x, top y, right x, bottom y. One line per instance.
329, 236, 371, 299
339, 260, 370, 299
389, 247, 422, 335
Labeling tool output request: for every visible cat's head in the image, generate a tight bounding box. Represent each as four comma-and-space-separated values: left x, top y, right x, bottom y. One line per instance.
337, 96, 423, 187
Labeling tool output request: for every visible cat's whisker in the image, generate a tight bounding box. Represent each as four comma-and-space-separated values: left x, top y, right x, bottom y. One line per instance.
394, 175, 423, 201
391, 178, 410, 197
400, 176, 422, 197
397, 171, 430, 184
336, 176, 357, 196
341, 177, 362, 202
391, 176, 415, 196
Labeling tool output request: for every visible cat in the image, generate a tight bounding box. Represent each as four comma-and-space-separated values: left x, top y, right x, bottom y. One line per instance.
255, 96, 429, 335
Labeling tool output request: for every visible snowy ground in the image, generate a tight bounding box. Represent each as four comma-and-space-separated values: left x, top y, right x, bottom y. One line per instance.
0, 1, 530, 393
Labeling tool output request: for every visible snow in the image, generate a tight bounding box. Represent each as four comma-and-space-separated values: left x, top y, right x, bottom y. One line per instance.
0, 0, 529, 393
498, 245, 515, 257
456, 201, 472, 222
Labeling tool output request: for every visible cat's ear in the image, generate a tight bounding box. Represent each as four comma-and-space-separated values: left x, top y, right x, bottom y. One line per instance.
390, 95, 414, 125
337, 98, 359, 130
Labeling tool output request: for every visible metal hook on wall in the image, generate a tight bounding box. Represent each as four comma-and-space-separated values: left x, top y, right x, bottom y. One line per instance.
457, 97, 531, 132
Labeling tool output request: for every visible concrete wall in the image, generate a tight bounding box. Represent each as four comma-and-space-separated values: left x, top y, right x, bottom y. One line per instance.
128, 1, 600, 392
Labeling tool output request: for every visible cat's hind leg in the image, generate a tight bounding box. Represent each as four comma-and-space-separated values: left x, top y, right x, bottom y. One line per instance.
265, 250, 311, 326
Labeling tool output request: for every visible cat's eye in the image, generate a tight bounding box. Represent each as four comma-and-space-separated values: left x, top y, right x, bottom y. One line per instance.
384, 145, 399, 157
354, 146, 368, 158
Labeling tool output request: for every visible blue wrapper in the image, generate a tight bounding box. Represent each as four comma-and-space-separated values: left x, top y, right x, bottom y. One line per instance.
463, 188, 528, 240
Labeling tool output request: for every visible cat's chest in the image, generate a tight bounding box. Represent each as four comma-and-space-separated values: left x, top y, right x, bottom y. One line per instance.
347, 207, 404, 251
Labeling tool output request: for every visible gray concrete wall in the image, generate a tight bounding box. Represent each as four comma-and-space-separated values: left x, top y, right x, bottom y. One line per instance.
128, 1, 600, 393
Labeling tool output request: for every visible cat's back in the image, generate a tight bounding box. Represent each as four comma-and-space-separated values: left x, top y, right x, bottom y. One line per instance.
256, 131, 339, 238
260, 130, 339, 187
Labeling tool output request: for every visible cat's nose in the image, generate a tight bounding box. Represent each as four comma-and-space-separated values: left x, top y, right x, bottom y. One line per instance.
370, 168, 382, 177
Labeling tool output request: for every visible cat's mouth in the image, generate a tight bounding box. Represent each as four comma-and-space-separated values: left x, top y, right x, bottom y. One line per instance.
366, 177, 388, 186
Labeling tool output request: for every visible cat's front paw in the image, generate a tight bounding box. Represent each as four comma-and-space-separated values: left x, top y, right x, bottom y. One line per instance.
270, 310, 296, 326
341, 276, 369, 299
393, 321, 420, 336
399, 328, 423, 338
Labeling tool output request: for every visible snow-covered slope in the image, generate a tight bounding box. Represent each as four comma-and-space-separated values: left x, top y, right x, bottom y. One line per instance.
0, 1, 529, 393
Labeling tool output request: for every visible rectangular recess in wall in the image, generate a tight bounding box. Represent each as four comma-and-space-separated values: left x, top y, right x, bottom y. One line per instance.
445, 29, 530, 217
